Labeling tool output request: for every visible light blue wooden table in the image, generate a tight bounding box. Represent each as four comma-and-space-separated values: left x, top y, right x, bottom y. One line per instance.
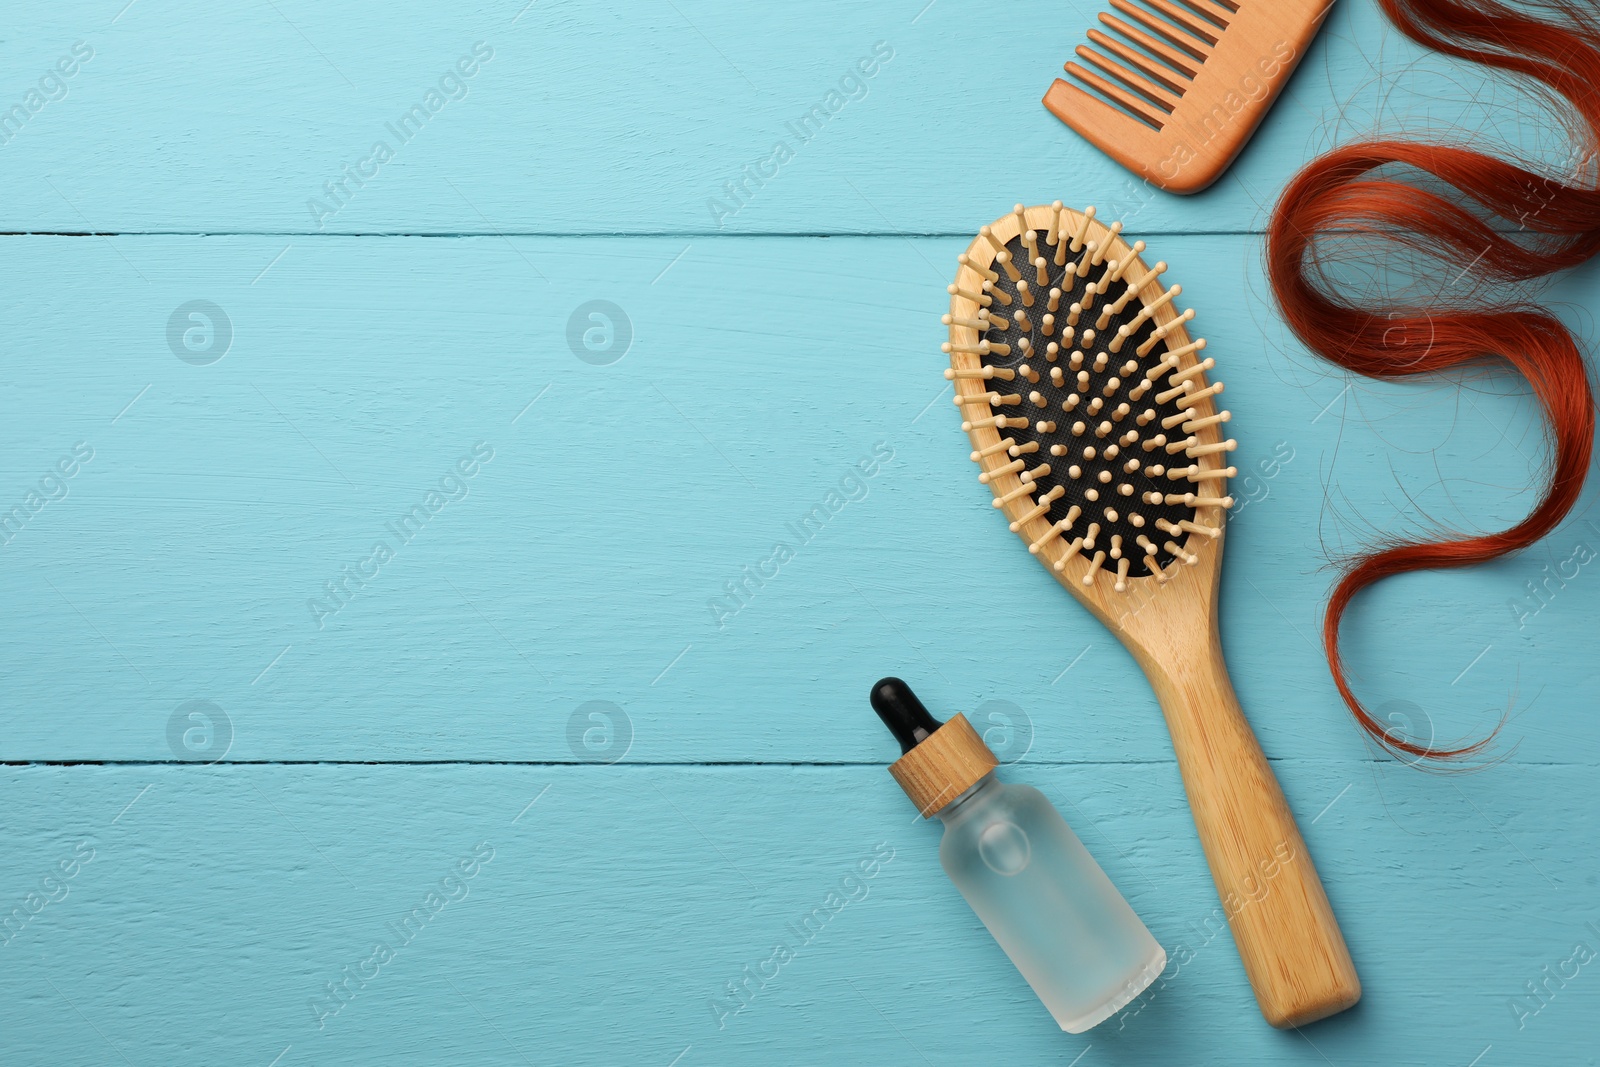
3, 2, 1597, 1064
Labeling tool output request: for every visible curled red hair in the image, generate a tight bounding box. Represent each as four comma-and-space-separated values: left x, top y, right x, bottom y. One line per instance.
1267, 0, 1600, 764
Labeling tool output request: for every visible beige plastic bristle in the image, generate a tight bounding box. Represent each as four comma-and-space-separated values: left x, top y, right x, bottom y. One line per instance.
1138, 308, 1197, 357
949, 282, 993, 307
970, 438, 1016, 460
978, 458, 1025, 483
958, 254, 998, 283
1043, 0, 1335, 194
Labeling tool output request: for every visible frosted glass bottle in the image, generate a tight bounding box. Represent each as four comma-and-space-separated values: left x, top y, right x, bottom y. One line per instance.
937, 773, 1165, 1032
872, 677, 1164, 1032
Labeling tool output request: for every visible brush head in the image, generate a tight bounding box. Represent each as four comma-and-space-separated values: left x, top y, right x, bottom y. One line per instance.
1042, 0, 1337, 193
947, 204, 1234, 597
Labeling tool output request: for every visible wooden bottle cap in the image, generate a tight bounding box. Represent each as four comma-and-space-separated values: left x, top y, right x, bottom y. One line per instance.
889, 714, 999, 817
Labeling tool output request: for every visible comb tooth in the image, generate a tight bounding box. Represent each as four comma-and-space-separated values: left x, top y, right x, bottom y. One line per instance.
1029, 517, 1068, 554
954, 390, 1002, 407
1113, 556, 1132, 592
942, 314, 992, 332
995, 248, 1022, 282
1161, 407, 1197, 429
1021, 463, 1052, 482
1041, 314, 1056, 337
1010, 440, 1041, 455
1188, 497, 1233, 510
1181, 380, 1224, 405
948, 283, 993, 308
993, 482, 1037, 507
1155, 377, 1195, 404
1085, 29, 1187, 95
1168, 356, 1216, 384
1128, 283, 1182, 330
1091, 224, 1120, 267
1141, 0, 1220, 45
1066, 61, 1168, 128
1096, 241, 1143, 293
1034, 256, 1050, 287
1164, 540, 1198, 566
978, 458, 1026, 483
943, 365, 1015, 381
1142, 433, 1167, 452
1081, 550, 1108, 585
968, 414, 1030, 431
1100, 261, 1166, 323
1099, 12, 1201, 75
1182, 410, 1232, 434
1018, 280, 1034, 307
1186, 439, 1238, 458
1052, 536, 1087, 571
969, 438, 1016, 460
1188, 466, 1236, 483
1013, 203, 1030, 237
1137, 308, 1197, 356
980, 226, 1005, 255
1069, 206, 1096, 254
1166, 435, 1199, 454
1048, 201, 1065, 247
1009, 486, 1065, 530
1180, 518, 1223, 538
1073, 239, 1099, 279
958, 254, 999, 284
1108, 0, 1213, 58
1075, 44, 1182, 111
1047, 288, 1063, 313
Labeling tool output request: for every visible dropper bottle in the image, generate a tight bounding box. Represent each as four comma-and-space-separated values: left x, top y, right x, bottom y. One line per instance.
871, 677, 1166, 1032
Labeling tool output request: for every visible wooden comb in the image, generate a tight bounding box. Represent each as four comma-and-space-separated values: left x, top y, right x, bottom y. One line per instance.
1042, 0, 1335, 193
944, 203, 1360, 1027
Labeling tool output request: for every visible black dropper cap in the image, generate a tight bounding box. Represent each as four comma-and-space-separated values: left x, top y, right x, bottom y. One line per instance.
870, 677, 945, 754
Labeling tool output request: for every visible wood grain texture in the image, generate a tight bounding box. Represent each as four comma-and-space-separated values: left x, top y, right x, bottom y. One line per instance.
0, 1, 1565, 234
1045, 0, 1337, 193
1, 234, 1592, 767
952, 205, 1358, 1025
3, 1, 1600, 1063
0, 765, 1595, 1067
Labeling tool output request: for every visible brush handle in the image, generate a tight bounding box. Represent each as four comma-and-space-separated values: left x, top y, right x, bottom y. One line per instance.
1148, 638, 1361, 1028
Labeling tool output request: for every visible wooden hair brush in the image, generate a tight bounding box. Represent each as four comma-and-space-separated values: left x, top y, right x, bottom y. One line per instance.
942, 203, 1360, 1027
1042, 0, 1336, 193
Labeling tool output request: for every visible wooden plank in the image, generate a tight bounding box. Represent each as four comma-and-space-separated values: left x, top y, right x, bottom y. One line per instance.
2, 233, 1592, 763
0, 2, 1566, 234
0, 764, 1593, 1065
